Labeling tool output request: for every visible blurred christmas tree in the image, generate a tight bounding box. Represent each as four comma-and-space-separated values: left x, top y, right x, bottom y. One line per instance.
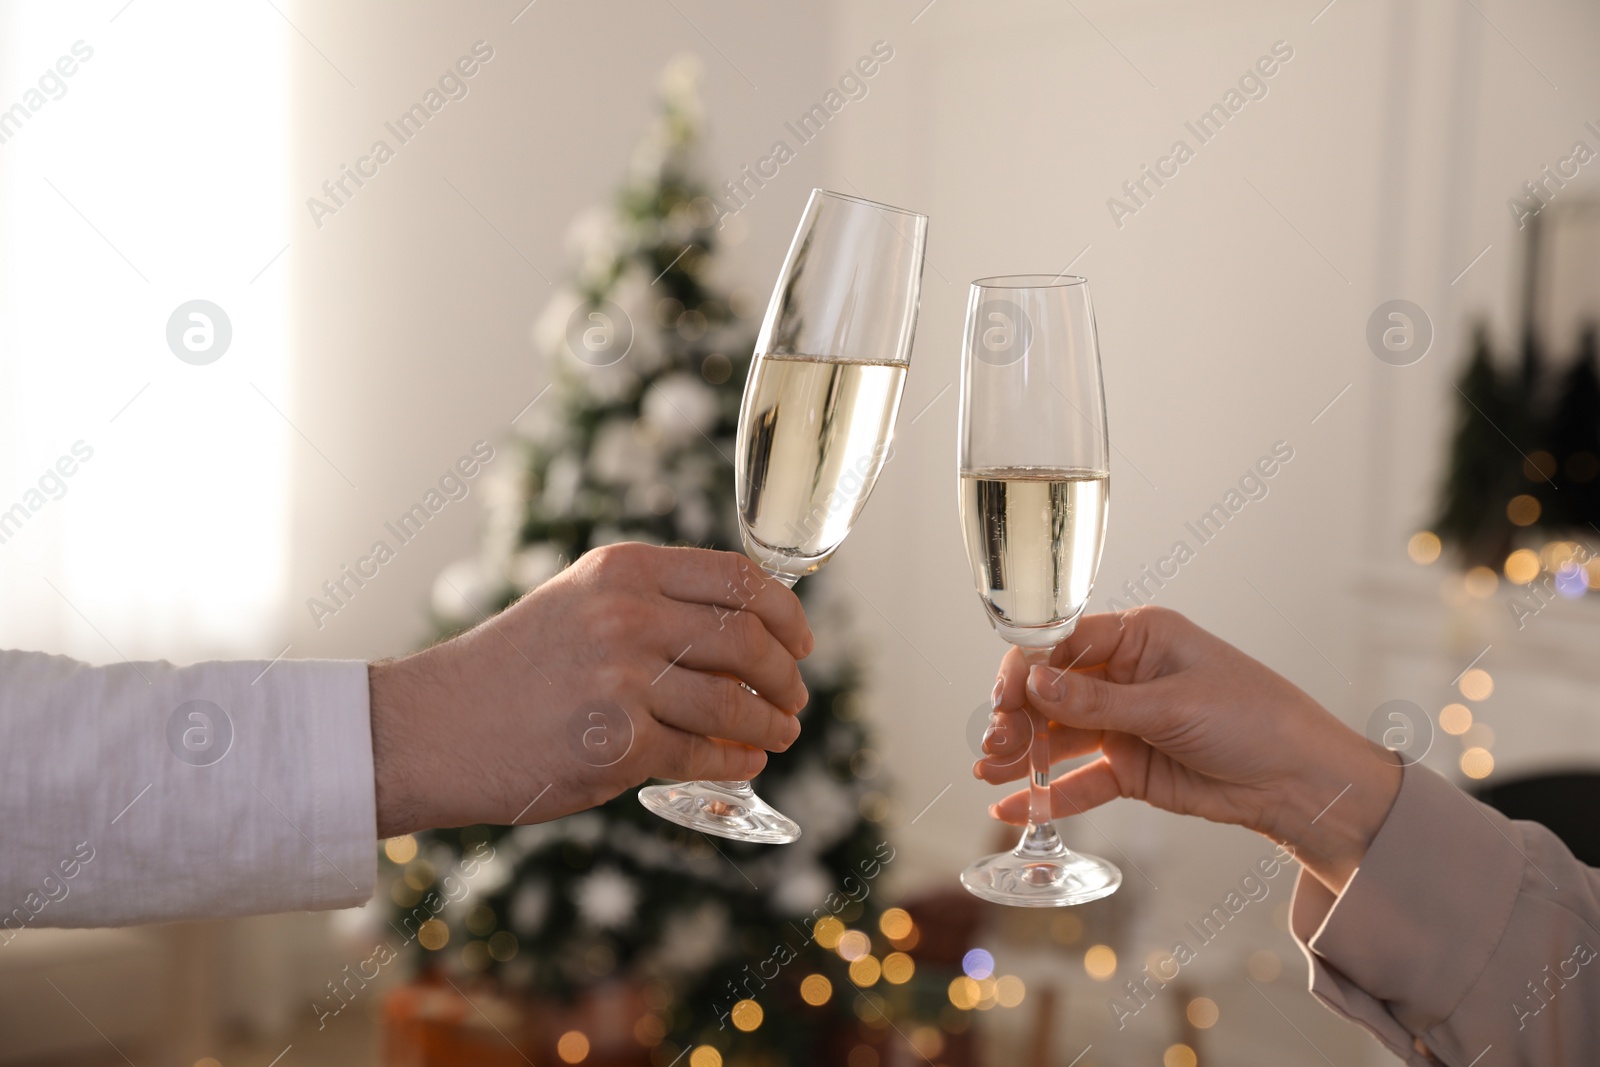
1433, 325, 1523, 565
389, 57, 926, 1067
1430, 321, 1600, 583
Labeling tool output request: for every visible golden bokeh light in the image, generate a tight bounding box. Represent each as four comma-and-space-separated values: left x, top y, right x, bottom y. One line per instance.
1186, 996, 1220, 1029
1084, 944, 1117, 981
846, 1045, 878, 1067
633, 1014, 666, 1046
488, 930, 518, 962
730, 999, 763, 1032
878, 908, 914, 941
1460, 668, 1495, 702
974, 978, 998, 1010
854, 990, 889, 1026
1464, 566, 1499, 598
849, 954, 882, 987
1439, 703, 1472, 735
995, 975, 1026, 1008
813, 916, 844, 950
460, 939, 491, 972
882, 952, 915, 985
947, 976, 980, 1010
1505, 548, 1541, 584
1543, 541, 1581, 570
800, 974, 833, 1006
1164, 1043, 1199, 1067
417, 918, 449, 951
403, 860, 435, 891
384, 835, 418, 864
1507, 495, 1542, 526
1525, 451, 1557, 482
837, 930, 871, 961
688, 1047, 722, 1067
1050, 912, 1083, 945
909, 1026, 945, 1058
1461, 747, 1495, 779
1407, 531, 1442, 565
1247, 949, 1282, 982
194, 1060, 222, 1067
465, 903, 496, 936
556, 1031, 590, 1064
1463, 723, 1496, 749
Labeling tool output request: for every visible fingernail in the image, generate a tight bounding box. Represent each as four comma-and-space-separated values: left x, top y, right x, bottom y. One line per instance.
784, 715, 802, 745
981, 720, 998, 749
987, 803, 1001, 820
972, 760, 984, 780
991, 677, 1004, 707
1028, 664, 1065, 701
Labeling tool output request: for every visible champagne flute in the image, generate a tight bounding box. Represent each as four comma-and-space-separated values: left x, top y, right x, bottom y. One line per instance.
639, 189, 928, 844
957, 274, 1122, 906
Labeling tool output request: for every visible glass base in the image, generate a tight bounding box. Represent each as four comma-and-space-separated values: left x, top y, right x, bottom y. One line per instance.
960, 841, 1121, 908
638, 780, 802, 844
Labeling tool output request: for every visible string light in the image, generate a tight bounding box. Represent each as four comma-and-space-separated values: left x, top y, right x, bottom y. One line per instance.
1507, 495, 1541, 526
1407, 531, 1442, 564
730, 999, 763, 1032
1505, 549, 1541, 584
961, 948, 994, 979
947, 976, 980, 1010
995, 975, 1026, 1007
1460, 669, 1494, 702
837, 930, 871, 961
1164, 1043, 1199, 1067
488, 931, 518, 962
878, 908, 914, 940
1440, 704, 1472, 735
1464, 566, 1499, 598
849, 955, 882, 987
1461, 747, 1494, 779
882, 952, 915, 985
1187, 997, 1220, 1028
557, 1031, 590, 1064
384, 835, 418, 864
1084, 944, 1117, 980
417, 919, 448, 950
800, 974, 832, 1006
1050, 913, 1083, 945
813, 916, 844, 949
688, 1047, 722, 1067
403, 860, 435, 891
909, 1026, 945, 1059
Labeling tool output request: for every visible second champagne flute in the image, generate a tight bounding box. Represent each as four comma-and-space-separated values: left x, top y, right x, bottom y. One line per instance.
957, 274, 1122, 906
639, 189, 928, 844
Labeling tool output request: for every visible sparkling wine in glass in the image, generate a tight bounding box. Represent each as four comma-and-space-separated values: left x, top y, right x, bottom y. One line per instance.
957, 274, 1122, 906
639, 189, 927, 843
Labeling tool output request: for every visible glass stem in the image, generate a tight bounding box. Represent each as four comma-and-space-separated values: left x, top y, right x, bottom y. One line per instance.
708, 567, 799, 792
1018, 645, 1064, 857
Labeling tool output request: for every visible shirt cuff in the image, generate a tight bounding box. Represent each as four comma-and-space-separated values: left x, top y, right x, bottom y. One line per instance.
306, 660, 379, 911
1291, 762, 1525, 1033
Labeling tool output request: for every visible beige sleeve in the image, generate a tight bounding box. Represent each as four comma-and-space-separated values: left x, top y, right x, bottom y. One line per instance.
1291, 762, 1600, 1066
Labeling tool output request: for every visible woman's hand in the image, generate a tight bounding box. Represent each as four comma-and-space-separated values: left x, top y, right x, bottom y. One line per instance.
976, 606, 1401, 893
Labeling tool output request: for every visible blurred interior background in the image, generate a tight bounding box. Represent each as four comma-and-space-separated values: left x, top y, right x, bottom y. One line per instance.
3, 0, 1600, 1064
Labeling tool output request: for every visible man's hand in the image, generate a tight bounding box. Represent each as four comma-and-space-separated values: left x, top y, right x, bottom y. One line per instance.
369, 543, 813, 837
976, 606, 1401, 894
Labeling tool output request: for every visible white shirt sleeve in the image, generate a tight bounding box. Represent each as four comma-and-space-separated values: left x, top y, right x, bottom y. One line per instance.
0, 649, 376, 929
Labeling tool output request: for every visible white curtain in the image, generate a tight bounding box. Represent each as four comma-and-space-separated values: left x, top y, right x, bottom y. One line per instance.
0, 0, 291, 663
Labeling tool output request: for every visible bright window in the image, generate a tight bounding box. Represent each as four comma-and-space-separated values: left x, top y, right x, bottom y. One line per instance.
0, 1, 290, 660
